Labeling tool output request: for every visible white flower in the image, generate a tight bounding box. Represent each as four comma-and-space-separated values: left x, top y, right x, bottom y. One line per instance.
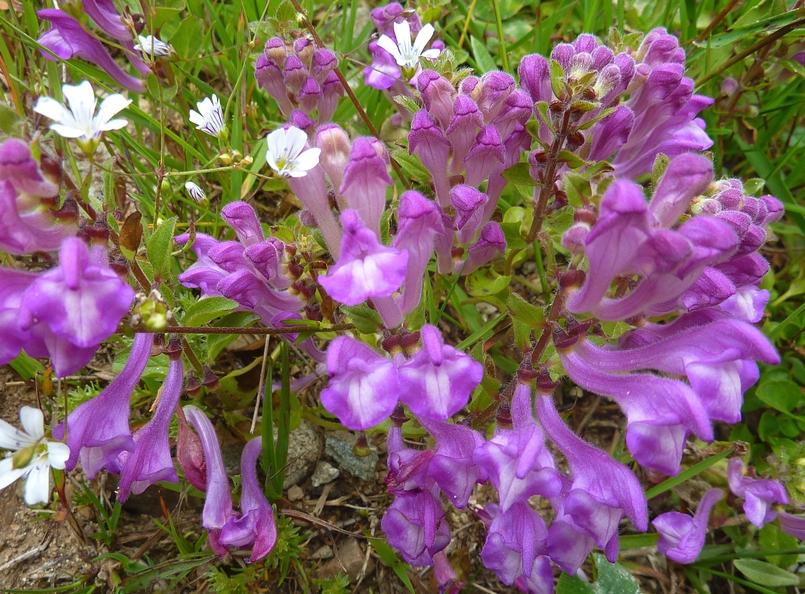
189, 94, 226, 138
0, 407, 69, 506
33, 80, 131, 156
266, 126, 321, 178
376, 20, 440, 72
134, 35, 174, 58
184, 181, 205, 203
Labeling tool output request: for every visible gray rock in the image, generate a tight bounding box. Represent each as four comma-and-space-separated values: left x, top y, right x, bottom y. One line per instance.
309, 545, 334, 560
278, 419, 321, 489
311, 461, 340, 488
324, 431, 378, 482
286, 484, 304, 502
313, 538, 367, 581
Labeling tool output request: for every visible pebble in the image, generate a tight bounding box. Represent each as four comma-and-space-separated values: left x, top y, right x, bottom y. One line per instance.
286, 484, 304, 502
311, 461, 340, 487
309, 545, 334, 560
280, 419, 321, 488
313, 538, 369, 581
325, 432, 378, 482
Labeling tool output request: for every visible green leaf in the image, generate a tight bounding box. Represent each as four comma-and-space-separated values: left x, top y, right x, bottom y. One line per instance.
0, 102, 22, 135
563, 172, 591, 207
8, 351, 45, 380
758, 522, 800, 568
470, 36, 497, 73
733, 559, 799, 587
170, 16, 204, 60
756, 380, 803, 413
390, 149, 431, 184
342, 304, 383, 333
183, 297, 238, 327
507, 293, 544, 328
150, 0, 185, 29
392, 94, 421, 115
465, 268, 511, 298
557, 554, 642, 594
146, 216, 177, 280
276, 0, 297, 28
557, 150, 588, 169
501, 162, 538, 186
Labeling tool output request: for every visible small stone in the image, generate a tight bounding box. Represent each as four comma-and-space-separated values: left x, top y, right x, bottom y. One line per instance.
311, 461, 340, 488
287, 484, 304, 502
325, 431, 378, 482
309, 545, 334, 560
280, 419, 321, 489
313, 538, 368, 581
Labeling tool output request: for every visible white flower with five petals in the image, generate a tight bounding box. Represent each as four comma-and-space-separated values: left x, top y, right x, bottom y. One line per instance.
266, 126, 321, 178
0, 407, 69, 506
33, 81, 131, 156
376, 20, 440, 73
189, 94, 226, 138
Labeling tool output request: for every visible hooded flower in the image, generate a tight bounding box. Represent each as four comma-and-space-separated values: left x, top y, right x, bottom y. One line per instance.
53, 333, 154, 477
727, 458, 789, 528
653, 488, 723, 563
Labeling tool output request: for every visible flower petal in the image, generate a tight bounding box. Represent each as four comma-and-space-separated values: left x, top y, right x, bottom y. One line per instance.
24, 459, 51, 505
0, 457, 27, 490
376, 34, 402, 61
46, 441, 70, 469
61, 81, 96, 134
283, 126, 308, 161
413, 24, 435, 53
33, 96, 73, 126
94, 93, 131, 130
20, 406, 44, 439
293, 147, 321, 172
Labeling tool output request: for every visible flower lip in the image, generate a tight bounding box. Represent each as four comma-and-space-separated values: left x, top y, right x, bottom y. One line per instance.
266, 126, 321, 178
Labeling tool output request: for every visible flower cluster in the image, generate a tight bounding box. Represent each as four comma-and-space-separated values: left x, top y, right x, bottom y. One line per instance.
255, 37, 343, 124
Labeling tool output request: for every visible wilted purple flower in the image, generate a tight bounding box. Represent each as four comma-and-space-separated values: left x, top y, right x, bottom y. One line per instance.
117, 351, 183, 502
38, 10, 145, 92
320, 336, 399, 430
53, 333, 153, 477
19, 238, 134, 377
319, 209, 408, 306
653, 488, 723, 563
728, 458, 789, 528
219, 437, 278, 561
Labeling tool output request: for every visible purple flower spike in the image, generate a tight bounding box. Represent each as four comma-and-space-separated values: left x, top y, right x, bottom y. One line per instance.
535, 393, 648, 554
319, 210, 408, 306
298, 76, 322, 114
480, 501, 550, 587
463, 126, 504, 187
340, 138, 393, 234
419, 418, 486, 509
653, 488, 723, 564
117, 353, 184, 502
475, 71, 516, 123
319, 71, 343, 122
221, 201, 264, 247
283, 54, 308, 95
728, 458, 789, 528
19, 238, 134, 377
397, 324, 483, 420
316, 124, 351, 204
392, 191, 445, 315
320, 336, 399, 429
0, 139, 59, 197
38, 10, 145, 92
588, 106, 634, 162
53, 333, 153, 477
451, 185, 488, 245
255, 55, 293, 116
461, 221, 506, 275
492, 89, 532, 140
519, 54, 551, 104
649, 154, 714, 227
409, 110, 452, 207
219, 437, 278, 561
311, 48, 337, 83
382, 486, 451, 566
474, 379, 563, 512
184, 405, 236, 556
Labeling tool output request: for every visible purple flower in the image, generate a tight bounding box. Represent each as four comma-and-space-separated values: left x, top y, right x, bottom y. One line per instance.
381, 485, 451, 566
219, 437, 278, 561
397, 324, 483, 421
419, 418, 486, 509
0, 269, 37, 366
410, 109, 452, 207
319, 210, 408, 306
320, 336, 399, 430
52, 333, 153, 477
480, 501, 550, 588
19, 238, 134, 377
117, 352, 183, 502
461, 221, 506, 275
779, 511, 805, 540
653, 488, 723, 563
184, 405, 236, 556
176, 407, 206, 492
535, 393, 648, 556
728, 458, 789, 528
340, 138, 393, 235
474, 377, 563, 512
38, 10, 145, 92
